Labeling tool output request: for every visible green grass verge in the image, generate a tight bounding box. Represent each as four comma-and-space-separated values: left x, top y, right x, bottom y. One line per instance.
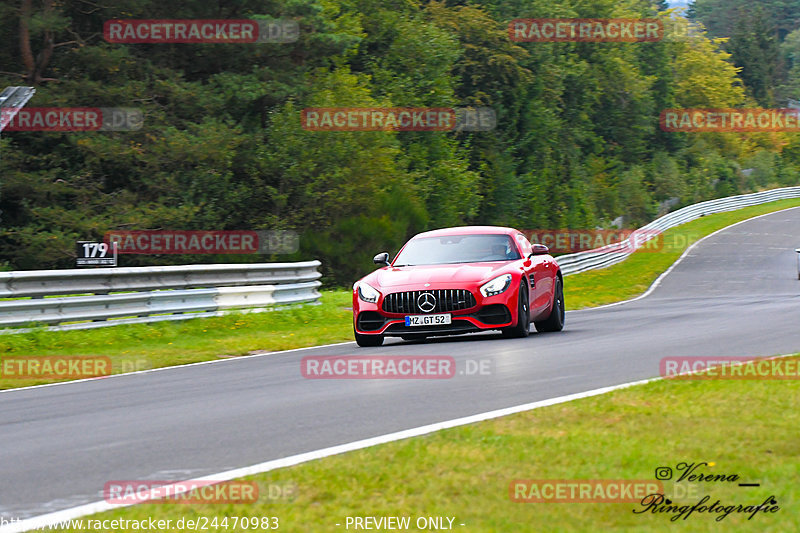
1, 197, 799, 391
0, 291, 354, 389
51, 356, 800, 532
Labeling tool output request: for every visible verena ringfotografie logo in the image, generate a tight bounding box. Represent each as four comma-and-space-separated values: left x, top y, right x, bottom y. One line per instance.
636, 461, 780, 522
660, 109, 800, 132
103, 480, 258, 504
301, 107, 496, 132
104, 230, 299, 254
510, 480, 664, 503
302, 356, 464, 379
1, 357, 111, 379
104, 19, 298, 44
0, 108, 142, 131
661, 357, 800, 380
509, 19, 664, 42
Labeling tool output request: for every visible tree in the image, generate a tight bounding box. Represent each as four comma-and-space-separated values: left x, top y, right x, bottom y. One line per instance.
728, 8, 781, 106
10, 0, 78, 84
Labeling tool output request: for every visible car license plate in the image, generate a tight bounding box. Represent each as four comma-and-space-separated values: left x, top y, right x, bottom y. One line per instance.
405, 314, 451, 326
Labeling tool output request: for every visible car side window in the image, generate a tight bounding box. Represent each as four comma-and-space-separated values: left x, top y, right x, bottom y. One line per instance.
515, 233, 532, 257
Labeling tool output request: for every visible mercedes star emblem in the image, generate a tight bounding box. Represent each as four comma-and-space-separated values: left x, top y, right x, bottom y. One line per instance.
417, 292, 437, 313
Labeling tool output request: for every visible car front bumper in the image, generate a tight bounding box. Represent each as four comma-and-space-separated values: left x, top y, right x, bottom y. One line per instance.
353, 289, 518, 337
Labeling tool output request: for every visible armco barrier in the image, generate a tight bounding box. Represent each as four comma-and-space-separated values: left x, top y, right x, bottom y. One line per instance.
0, 262, 321, 332
0, 261, 321, 298
556, 186, 800, 275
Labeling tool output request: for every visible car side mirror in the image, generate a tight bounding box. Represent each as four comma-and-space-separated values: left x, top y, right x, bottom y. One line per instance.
373, 252, 390, 266
530, 244, 549, 256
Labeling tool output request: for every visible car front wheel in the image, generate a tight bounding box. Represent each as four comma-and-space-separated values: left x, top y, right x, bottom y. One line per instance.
502, 282, 530, 338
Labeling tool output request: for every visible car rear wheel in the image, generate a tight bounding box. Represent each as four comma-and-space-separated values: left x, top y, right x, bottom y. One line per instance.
534, 276, 565, 332
502, 282, 530, 338
354, 328, 384, 347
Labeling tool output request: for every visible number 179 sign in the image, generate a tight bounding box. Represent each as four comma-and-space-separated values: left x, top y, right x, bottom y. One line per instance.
76, 241, 118, 267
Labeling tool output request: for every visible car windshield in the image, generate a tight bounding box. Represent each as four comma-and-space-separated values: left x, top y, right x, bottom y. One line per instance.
393, 234, 521, 266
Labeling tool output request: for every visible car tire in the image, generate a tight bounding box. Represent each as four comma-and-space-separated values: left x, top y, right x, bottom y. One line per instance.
354, 328, 384, 347
534, 276, 565, 333
502, 282, 530, 338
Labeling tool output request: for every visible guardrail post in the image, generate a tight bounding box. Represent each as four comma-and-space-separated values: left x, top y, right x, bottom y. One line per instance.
796, 249, 800, 280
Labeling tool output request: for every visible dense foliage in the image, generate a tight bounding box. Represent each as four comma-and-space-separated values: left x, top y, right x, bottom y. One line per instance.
1, 0, 799, 284
689, 0, 800, 105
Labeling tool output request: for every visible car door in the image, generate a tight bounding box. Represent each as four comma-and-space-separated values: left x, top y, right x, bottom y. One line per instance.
517, 232, 552, 313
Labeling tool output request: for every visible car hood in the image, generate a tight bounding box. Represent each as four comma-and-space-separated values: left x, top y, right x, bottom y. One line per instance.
365, 262, 514, 289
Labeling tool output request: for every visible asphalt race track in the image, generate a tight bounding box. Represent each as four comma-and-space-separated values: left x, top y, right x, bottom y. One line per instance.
2, 207, 800, 521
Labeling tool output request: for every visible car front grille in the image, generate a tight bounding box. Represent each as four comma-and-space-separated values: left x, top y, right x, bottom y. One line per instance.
382, 289, 476, 314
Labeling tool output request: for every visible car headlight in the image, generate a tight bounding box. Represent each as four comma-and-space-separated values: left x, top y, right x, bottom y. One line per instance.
357, 282, 380, 303
480, 274, 512, 297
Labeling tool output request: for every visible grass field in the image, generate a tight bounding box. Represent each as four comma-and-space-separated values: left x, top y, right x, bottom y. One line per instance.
0, 291, 353, 389
50, 355, 800, 532
1, 197, 799, 391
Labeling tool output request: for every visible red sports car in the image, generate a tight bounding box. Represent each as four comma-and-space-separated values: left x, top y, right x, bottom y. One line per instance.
352, 226, 564, 347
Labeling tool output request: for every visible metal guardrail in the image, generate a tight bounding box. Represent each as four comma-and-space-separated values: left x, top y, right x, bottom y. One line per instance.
0, 261, 322, 332
556, 186, 800, 275
0, 261, 322, 298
